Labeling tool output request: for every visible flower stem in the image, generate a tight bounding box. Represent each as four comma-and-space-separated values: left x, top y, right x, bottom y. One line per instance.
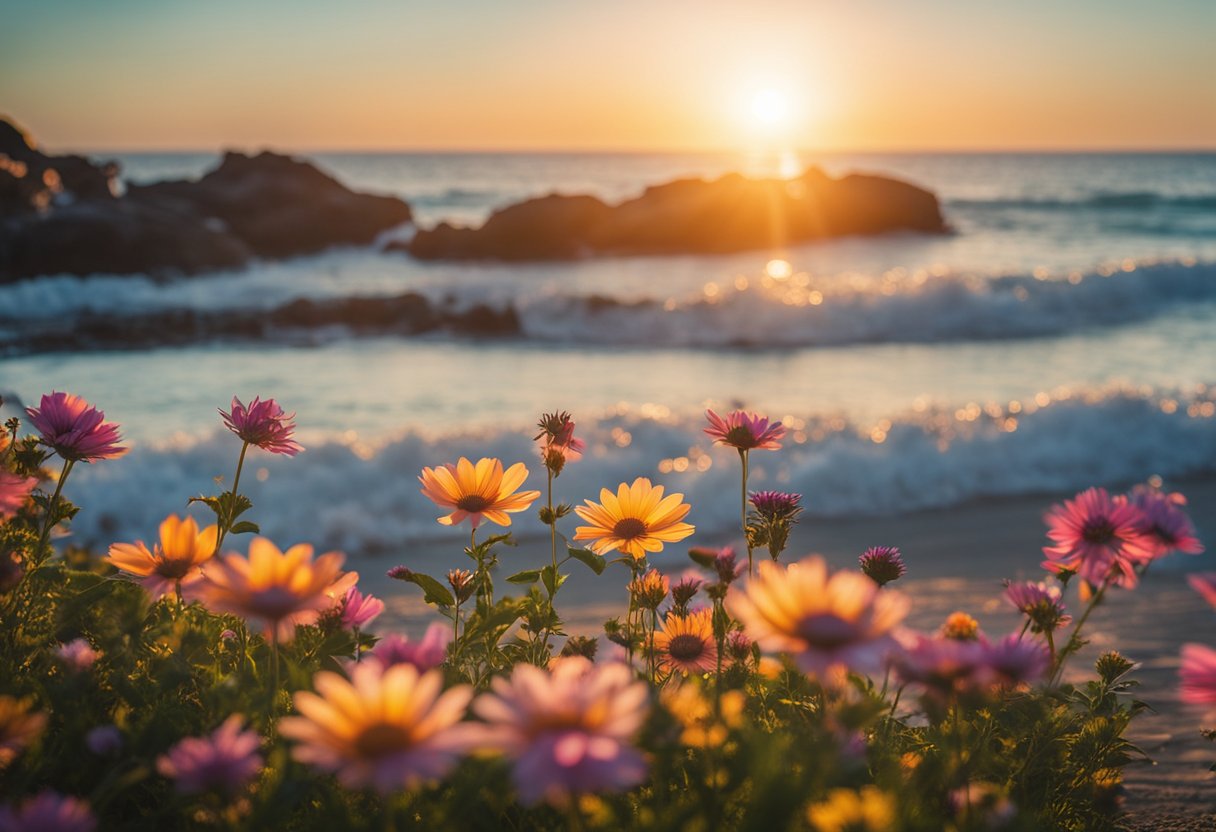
541, 468, 558, 662
1050, 578, 1108, 685
739, 449, 752, 578
215, 441, 250, 555
35, 457, 75, 565
269, 626, 281, 715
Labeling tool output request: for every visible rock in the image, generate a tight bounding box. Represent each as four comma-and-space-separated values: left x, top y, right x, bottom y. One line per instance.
404, 166, 945, 261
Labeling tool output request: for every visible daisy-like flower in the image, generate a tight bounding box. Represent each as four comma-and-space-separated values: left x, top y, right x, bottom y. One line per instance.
106, 514, 218, 600
219, 396, 302, 456
55, 639, 99, 673
1180, 644, 1216, 706
280, 663, 475, 793
806, 787, 895, 832
1187, 574, 1216, 609
573, 477, 694, 560
749, 490, 802, 522
197, 537, 356, 641
1003, 580, 1071, 632
727, 556, 909, 681
0, 696, 47, 769
703, 409, 785, 451
339, 587, 384, 630
654, 609, 718, 675
472, 658, 649, 806
628, 569, 669, 610
940, 611, 981, 641
0, 471, 37, 520
535, 411, 585, 476
25, 392, 126, 462
365, 624, 452, 673
419, 457, 541, 531
982, 634, 1050, 687
891, 633, 989, 696
155, 715, 263, 796
1123, 485, 1204, 559
1041, 487, 1156, 588
0, 791, 96, 832
858, 546, 906, 587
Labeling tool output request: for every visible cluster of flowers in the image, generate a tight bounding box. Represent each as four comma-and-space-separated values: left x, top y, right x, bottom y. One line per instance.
0, 392, 1208, 831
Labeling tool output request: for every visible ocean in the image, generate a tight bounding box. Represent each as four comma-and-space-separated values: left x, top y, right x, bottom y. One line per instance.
2, 150, 1215, 555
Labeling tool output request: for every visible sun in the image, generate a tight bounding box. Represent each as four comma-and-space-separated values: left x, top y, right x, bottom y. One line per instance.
750, 88, 791, 129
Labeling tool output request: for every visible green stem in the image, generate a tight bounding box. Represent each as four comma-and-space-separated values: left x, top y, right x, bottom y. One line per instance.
1050, 578, 1108, 685
215, 441, 250, 555
740, 450, 752, 578
35, 457, 75, 565
541, 468, 557, 661
269, 626, 281, 714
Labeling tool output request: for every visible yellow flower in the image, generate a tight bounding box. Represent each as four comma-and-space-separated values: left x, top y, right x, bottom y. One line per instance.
807, 787, 896, 832
573, 478, 694, 560
198, 537, 356, 641
279, 663, 476, 794
661, 682, 744, 747
941, 611, 981, 641
0, 696, 47, 769
654, 609, 718, 675
107, 514, 218, 600
418, 457, 541, 530
627, 569, 669, 610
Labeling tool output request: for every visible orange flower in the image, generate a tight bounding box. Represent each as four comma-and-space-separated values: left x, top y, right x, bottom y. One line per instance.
0, 696, 46, 770
654, 609, 718, 675
107, 514, 218, 600
419, 457, 541, 530
573, 478, 694, 560
198, 537, 356, 641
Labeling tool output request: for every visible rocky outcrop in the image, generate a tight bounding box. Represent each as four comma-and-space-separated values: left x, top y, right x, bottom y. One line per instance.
400, 167, 945, 261
0, 117, 412, 282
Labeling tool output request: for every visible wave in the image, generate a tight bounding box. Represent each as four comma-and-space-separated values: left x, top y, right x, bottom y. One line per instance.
61, 386, 1216, 554
950, 192, 1216, 211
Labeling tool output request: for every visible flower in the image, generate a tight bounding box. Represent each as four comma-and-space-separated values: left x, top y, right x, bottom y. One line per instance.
1123, 485, 1204, 559
156, 715, 263, 796
806, 787, 895, 832
669, 573, 702, 611
197, 537, 356, 641
536, 411, 585, 476
654, 609, 718, 675
1041, 487, 1155, 588
858, 546, 906, 587
219, 396, 302, 456
0, 791, 96, 832
1187, 573, 1216, 609
0, 471, 37, 520
419, 457, 540, 530
703, 409, 785, 452
365, 624, 451, 673
627, 569, 669, 610
446, 568, 476, 603
55, 639, 99, 672
1180, 643, 1216, 706
106, 514, 218, 600
386, 565, 411, 581
982, 634, 1050, 687
891, 634, 989, 696
940, 611, 981, 641
472, 658, 649, 806
726, 631, 754, 664
747, 491, 803, 560
727, 556, 908, 681
661, 682, 744, 747
280, 663, 475, 793
573, 477, 694, 559
339, 587, 384, 630
1003, 580, 1071, 632
25, 392, 126, 462
0, 696, 46, 769
749, 490, 803, 521
85, 725, 122, 757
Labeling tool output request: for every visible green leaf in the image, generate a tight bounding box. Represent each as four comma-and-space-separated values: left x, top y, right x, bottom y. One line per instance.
402, 572, 455, 608
506, 569, 541, 585
229, 521, 260, 535
567, 546, 606, 575
541, 564, 568, 596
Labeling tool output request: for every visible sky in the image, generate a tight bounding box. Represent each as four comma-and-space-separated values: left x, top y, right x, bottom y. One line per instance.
1, 0, 1213, 153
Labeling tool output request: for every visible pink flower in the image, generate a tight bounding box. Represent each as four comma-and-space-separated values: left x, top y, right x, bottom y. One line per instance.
156, 715, 263, 796
472, 658, 649, 806
703, 409, 785, 451
891, 633, 989, 694
1041, 487, 1155, 588
1003, 581, 1070, 632
1122, 485, 1204, 559
0, 472, 37, 520
219, 396, 302, 456
982, 634, 1050, 686
690, 546, 744, 585
0, 791, 96, 832
54, 639, 98, 673
1180, 644, 1216, 706
1187, 574, 1216, 609
339, 587, 384, 630
366, 624, 451, 672
536, 411, 586, 473
25, 392, 126, 462
858, 546, 906, 587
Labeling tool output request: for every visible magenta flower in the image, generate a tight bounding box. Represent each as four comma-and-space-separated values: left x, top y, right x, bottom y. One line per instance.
155, 715, 263, 796
472, 658, 649, 806
891, 633, 989, 695
859, 546, 906, 587
25, 392, 126, 463
704, 409, 785, 451
1188, 574, 1216, 609
1003, 581, 1070, 632
1041, 487, 1155, 588
1122, 485, 1204, 559
981, 634, 1050, 686
339, 587, 384, 630
0, 472, 37, 520
690, 546, 745, 585
1180, 644, 1216, 706
536, 411, 586, 474
366, 623, 451, 672
749, 491, 803, 521
0, 791, 96, 832
84, 725, 122, 757
219, 396, 302, 456
54, 639, 99, 673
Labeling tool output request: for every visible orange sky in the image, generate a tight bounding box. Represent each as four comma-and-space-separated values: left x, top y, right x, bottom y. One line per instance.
1, 0, 1213, 152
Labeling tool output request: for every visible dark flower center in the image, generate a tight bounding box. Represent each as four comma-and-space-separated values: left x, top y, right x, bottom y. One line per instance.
667, 634, 706, 662
613, 518, 647, 540
1081, 521, 1115, 544
725, 425, 757, 448
796, 613, 858, 649
154, 557, 193, 580
456, 494, 491, 513
353, 722, 412, 759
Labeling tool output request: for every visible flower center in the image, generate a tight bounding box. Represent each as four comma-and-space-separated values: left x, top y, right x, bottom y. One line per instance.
1081, 521, 1115, 544
613, 518, 647, 541
796, 613, 859, 649
353, 722, 412, 759
154, 558, 194, 580
725, 425, 757, 448
667, 634, 706, 662
456, 494, 491, 513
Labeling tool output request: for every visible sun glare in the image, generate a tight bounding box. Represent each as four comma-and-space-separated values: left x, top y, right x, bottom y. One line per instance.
750, 89, 791, 128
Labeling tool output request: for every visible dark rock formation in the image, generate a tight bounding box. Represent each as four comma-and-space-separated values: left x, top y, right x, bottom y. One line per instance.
0, 117, 412, 282
400, 167, 945, 261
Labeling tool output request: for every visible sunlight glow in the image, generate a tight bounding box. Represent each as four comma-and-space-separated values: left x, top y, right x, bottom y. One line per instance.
750, 89, 791, 128
765, 259, 793, 280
